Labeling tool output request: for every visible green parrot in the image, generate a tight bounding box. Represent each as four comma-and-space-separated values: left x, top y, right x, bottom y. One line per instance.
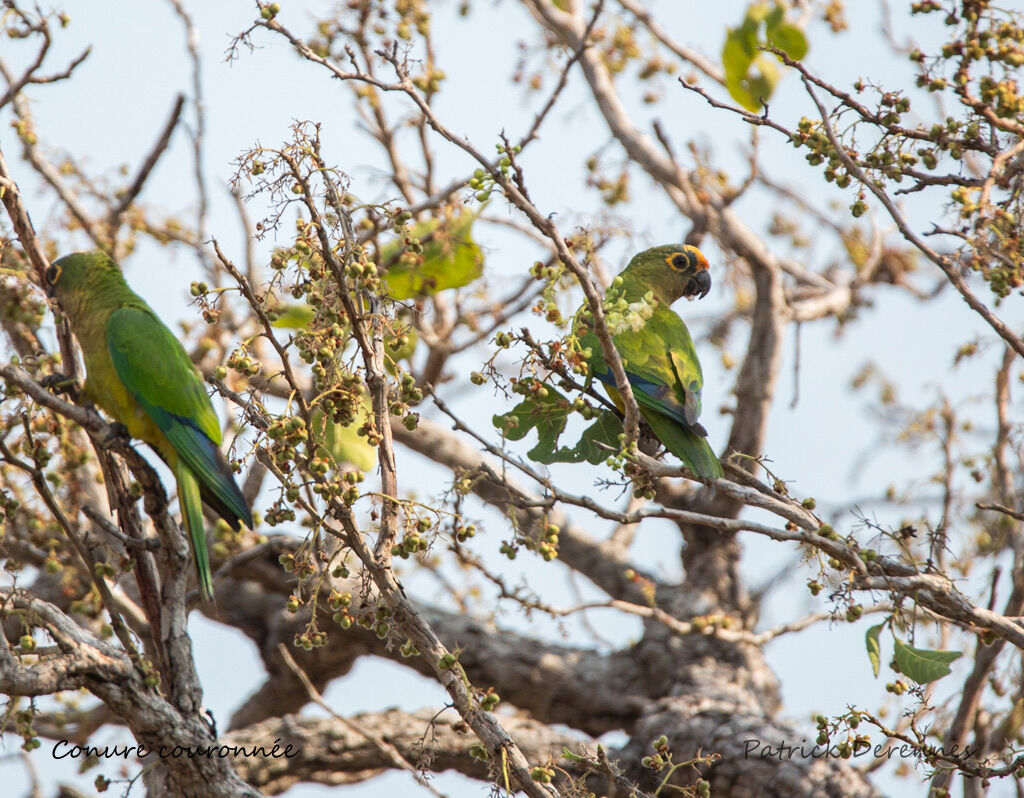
575, 244, 723, 480
44, 251, 253, 601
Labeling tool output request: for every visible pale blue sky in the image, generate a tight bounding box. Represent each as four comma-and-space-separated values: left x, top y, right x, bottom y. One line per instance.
2, 2, 1021, 796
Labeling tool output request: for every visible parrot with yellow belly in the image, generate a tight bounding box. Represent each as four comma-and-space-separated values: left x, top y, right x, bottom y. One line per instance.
575, 244, 723, 480
45, 251, 252, 600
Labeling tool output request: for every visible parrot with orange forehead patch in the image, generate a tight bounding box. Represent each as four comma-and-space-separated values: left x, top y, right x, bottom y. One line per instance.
575, 244, 723, 480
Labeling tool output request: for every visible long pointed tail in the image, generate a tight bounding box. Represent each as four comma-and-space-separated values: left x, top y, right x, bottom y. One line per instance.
641, 409, 723, 480
175, 461, 214, 601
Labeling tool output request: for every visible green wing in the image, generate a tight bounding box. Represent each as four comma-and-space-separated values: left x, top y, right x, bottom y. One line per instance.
584, 304, 706, 429
106, 305, 253, 530
581, 304, 722, 479
611, 305, 704, 428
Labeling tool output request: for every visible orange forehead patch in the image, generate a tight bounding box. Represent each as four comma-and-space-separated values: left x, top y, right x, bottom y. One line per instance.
663, 247, 710, 271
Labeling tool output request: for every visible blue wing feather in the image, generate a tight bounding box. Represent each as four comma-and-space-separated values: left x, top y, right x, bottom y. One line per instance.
593, 367, 693, 428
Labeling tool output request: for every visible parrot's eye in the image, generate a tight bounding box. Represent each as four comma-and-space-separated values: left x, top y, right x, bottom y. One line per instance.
669, 252, 690, 271
44, 264, 61, 285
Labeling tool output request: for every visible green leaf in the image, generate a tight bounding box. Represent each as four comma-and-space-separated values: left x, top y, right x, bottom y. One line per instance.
492, 386, 625, 465
493, 388, 574, 464
561, 747, 586, 762
865, 623, 884, 678
552, 410, 621, 464
722, 3, 807, 111
271, 303, 314, 329
762, 2, 784, 28
315, 400, 377, 473
766, 22, 808, 60
892, 638, 962, 684
725, 57, 779, 113
382, 210, 484, 300
745, 57, 780, 105
722, 27, 756, 101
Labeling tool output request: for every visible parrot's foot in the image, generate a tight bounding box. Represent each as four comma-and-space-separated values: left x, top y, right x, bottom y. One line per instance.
41, 372, 80, 399
101, 422, 132, 448
638, 428, 661, 457
202, 707, 218, 738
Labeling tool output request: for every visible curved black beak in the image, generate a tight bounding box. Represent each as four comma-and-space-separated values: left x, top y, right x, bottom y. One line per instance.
684, 269, 712, 300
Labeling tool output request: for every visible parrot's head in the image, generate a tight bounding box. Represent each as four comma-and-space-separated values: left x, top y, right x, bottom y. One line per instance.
44, 251, 123, 312
626, 244, 712, 305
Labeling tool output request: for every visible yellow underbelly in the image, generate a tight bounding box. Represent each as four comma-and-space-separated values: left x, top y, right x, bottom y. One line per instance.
83, 368, 176, 467
605, 384, 626, 414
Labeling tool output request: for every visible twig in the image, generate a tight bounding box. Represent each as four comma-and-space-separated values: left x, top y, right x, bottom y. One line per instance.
517, 0, 605, 150
167, 0, 210, 271
108, 93, 186, 226
617, 0, 724, 84
976, 503, 1024, 523
81, 504, 161, 551
277, 643, 450, 797
0, 147, 78, 382
789, 63, 1024, 359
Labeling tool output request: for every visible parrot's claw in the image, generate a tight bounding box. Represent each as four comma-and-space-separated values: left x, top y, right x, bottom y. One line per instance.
41, 372, 79, 398
201, 707, 218, 737
101, 422, 132, 448
638, 429, 661, 457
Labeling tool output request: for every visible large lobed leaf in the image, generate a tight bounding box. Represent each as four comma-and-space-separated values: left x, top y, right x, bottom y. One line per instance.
722, 1, 808, 112
893, 638, 962, 685
864, 622, 962, 685
382, 210, 484, 300
493, 387, 620, 465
